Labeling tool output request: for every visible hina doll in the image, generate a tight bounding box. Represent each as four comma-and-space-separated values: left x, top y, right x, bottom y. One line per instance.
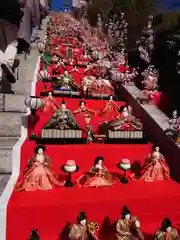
29, 229, 40, 240
51, 53, 65, 75
82, 74, 113, 96
118, 105, 142, 130
69, 211, 99, 240
154, 218, 180, 240
44, 99, 80, 130
169, 110, 179, 130
41, 92, 59, 113
99, 96, 120, 118
83, 63, 98, 77
85, 115, 94, 144
68, 65, 81, 74
165, 110, 179, 140
99, 105, 142, 133
138, 68, 158, 104
84, 63, 94, 76
53, 71, 80, 90
15, 145, 64, 191
73, 100, 96, 120
77, 156, 115, 188
96, 75, 114, 93
132, 146, 170, 182
116, 206, 144, 240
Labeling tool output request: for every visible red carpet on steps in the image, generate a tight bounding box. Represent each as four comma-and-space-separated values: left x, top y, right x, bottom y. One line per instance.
34, 98, 125, 136
6, 51, 180, 240
7, 142, 180, 240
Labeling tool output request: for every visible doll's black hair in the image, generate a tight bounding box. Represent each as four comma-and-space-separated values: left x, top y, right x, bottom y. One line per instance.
29, 229, 40, 240
34, 145, 46, 154
152, 145, 160, 152
161, 218, 172, 231
79, 100, 85, 106
77, 211, 87, 223
119, 105, 129, 113
61, 98, 66, 105
93, 156, 104, 165
121, 206, 131, 219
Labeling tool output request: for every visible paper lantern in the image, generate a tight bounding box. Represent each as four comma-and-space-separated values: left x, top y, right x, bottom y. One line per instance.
92, 50, 100, 60
24, 96, 42, 110
37, 70, 50, 81
37, 41, 46, 53
111, 71, 122, 82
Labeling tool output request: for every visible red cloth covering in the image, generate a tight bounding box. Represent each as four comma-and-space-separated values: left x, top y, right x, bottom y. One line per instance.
48, 64, 65, 78
84, 67, 96, 77
152, 92, 170, 115
73, 48, 83, 57
118, 65, 128, 73
78, 55, 89, 63
39, 59, 43, 71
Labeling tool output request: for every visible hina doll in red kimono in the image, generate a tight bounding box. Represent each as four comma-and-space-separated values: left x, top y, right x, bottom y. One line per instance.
154, 218, 180, 240
50, 53, 65, 75
41, 92, 59, 113
15, 145, 64, 191
84, 63, 94, 76
99, 95, 120, 119
68, 65, 81, 75
131, 146, 170, 182
73, 100, 96, 120
117, 50, 128, 73
119, 105, 131, 120
98, 105, 142, 133
77, 156, 115, 188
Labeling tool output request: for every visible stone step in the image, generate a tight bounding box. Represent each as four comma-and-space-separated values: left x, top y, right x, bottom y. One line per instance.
0, 149, 14, 173
0, 174, 11, 196
0, 112, 24, 137
0, 137, 19, 173
0, 94, 27, 112
0, 136, 19, 148
12, 46, 39, 95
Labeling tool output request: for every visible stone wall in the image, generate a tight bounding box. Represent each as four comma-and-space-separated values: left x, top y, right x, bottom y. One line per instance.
119, 84, 180, 182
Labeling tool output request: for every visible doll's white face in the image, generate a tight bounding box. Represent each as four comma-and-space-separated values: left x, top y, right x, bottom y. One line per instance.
173, 111, 177, 118
64, 71, 68, 76
152, 151, 159, 158
155, 147, 160, 152
135, 220, 140, 228
80, 102, 85, 108
123, 107, 128, 113
48, 92, 52, 97
80, 219, 86, 226
52, 55, 59, 62
38, 148, 43, 155
125, 214, 131, 220
97, 160, 103, 166
61, 104, 66, 110
166, 226, 172, 233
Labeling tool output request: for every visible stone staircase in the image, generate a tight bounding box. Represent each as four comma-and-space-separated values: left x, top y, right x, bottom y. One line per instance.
0, 110, 24, 194
0, 137, 19, 195
0, 47, 39, 195
0, 20, 47, 196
